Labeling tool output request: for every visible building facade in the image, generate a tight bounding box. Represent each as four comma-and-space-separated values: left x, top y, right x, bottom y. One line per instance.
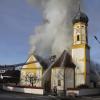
72, 11, 90, 87
20, 55, 44, 88
51, 51, 76, 94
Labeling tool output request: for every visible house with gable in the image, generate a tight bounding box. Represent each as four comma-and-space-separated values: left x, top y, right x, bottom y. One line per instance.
20, 54, 49, 89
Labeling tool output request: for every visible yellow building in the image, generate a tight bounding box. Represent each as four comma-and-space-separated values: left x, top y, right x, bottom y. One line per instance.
72, 10, 90, 87
20, 54, 48, 88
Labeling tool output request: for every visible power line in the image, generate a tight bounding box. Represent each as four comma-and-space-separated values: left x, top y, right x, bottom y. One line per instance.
94, 35, 100, 44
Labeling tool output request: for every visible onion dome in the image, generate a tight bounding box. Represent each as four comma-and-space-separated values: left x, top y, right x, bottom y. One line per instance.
72, 11, 89, 24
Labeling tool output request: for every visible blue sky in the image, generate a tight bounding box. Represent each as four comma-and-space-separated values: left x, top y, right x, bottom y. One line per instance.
0, 0, 100, 65
0, 0, 42, 64
84, 0, 100, 64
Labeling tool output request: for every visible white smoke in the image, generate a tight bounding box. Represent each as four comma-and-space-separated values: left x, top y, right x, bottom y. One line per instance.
29, 0, 81, 59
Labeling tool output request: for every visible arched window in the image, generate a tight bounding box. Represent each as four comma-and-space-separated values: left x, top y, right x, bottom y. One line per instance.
77, 35, 80, 41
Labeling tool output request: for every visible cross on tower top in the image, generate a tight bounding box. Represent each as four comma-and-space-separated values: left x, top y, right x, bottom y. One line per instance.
78, 0, 81, 13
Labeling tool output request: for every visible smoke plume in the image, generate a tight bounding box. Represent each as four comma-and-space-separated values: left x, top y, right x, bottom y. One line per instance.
29, 0, 81, 59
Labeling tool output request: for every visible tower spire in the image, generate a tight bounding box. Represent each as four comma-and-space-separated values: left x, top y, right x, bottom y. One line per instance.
72, 0, 88, 25
78, 0, 81, 13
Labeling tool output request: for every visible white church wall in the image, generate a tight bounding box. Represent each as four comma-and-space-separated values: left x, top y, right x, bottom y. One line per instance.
65, 68, 74, 88
51, 68, 64, 91
72, 48, 84, 73
72, 48, 85, 86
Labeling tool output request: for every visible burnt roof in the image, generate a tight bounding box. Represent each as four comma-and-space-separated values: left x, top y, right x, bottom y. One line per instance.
34, 55, 48, 69
52, 50, 76, 68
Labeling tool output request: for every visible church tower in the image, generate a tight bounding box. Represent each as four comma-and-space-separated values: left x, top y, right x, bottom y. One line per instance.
72, 9, 90, 87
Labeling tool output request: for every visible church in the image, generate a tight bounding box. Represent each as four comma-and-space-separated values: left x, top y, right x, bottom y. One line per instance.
72, 10, 90, 87
20, 9, 90, 94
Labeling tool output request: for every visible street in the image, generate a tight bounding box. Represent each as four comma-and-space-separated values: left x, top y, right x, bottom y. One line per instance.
0, 89, 100, 100
0, 89, 55, 100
